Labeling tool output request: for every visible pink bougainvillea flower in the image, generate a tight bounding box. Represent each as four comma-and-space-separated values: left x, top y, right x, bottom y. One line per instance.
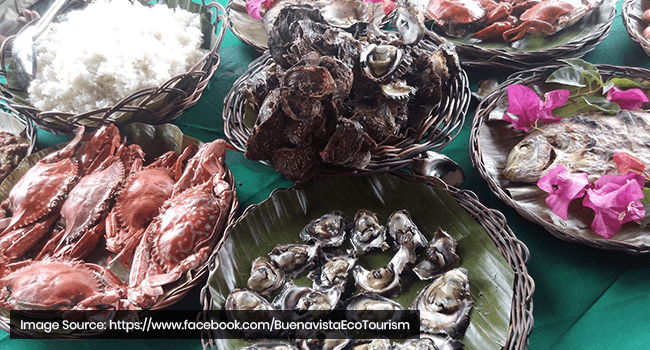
503, 84, 570, 132
380, 0, 396, 14
606, 87, 649, 110
537, 163, 589, 220
613, 152, 646, 177
246, 0, 276, 19
582, 172, 646, 239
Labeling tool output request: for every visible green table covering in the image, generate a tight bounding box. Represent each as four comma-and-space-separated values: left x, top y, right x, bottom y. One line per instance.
3, 0, 650, 349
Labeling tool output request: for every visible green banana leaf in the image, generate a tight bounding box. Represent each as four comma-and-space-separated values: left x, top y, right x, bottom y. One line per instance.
206, 174, 515, 350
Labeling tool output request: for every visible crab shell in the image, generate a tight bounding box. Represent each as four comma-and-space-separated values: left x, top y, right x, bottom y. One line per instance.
0, 260, 127, 310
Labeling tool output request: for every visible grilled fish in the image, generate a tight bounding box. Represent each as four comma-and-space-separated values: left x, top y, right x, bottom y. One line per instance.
503, 110, 650, 183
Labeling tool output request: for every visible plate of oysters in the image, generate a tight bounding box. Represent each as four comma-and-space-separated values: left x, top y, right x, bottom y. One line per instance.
201, 173, 534, 350
622, 0, 650, 58
226, 0, 397, 51
0, 123, 239, 334
470, 59, 650, 254
419, 0, 617, 69
223, 4, 470, 183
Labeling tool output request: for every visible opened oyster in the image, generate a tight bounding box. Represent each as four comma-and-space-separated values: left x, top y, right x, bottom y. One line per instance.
225, 289, 281, 337
350, 338, 392, 350
413, 227, 460, 281
297, 330, 352, 350
299, 211, 349, 247
387, 209, 428, 248
307, 253, 357, 292
420, 333, 464, 350
349, 209, 390, 255
269, 243, 322, 277
239, 341, 299, 350
392, 338, 439, 350
273, 281, 341, 315
247, 256, 285, 296
345, 293, 404, 322
409, 267, 473, 338
352, 263, 402, 297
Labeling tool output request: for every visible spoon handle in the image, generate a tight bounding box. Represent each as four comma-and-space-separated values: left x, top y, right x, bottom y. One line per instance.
27, 0, 69, 40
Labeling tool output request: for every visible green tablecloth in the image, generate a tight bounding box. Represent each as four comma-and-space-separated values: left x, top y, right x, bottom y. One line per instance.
3, 1, 650, 349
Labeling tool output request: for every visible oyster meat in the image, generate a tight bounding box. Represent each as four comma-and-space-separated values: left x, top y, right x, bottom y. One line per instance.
349, 209, 390, 255
345, 293, 404, 322
409, 267, 473, 338
307, 253, 357, 292
350, 338, 392, 350
413, 227, 460, 281
387, 210, 428, 248
273, 281, 341, 317
299, 211, 349, 247
392, 338, 439, 350
352, 263, 401, 297
247, 256, 285, 296
239, 341, 299, 350
268, 243, 322, 277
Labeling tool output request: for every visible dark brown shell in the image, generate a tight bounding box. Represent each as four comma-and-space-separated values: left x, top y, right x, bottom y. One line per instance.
245, 89, 289, 161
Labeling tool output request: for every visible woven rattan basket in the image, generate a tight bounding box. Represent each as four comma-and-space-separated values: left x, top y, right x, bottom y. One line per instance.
622, 0, 650, 57
223, 39, 470, 182
0, 0, 228, 134
1, 102, 37, 156
470, 63, 650, 254
199, 173, 535, 350
424, 0, 616, 70
0, 132, 240, 334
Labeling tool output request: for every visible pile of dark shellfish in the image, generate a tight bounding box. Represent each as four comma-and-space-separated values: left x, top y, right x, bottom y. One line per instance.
0, 131, 30, 183
240, 5, 461, 181
225, 209, 473, 350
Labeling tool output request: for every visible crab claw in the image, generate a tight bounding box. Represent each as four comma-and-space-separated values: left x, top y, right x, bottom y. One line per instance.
471, 16, 518, 40
502, 19, 555, 42
172, 140, 235, 196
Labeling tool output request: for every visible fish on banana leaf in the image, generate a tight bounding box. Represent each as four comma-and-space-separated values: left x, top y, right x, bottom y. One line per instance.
503, 110, 650, 183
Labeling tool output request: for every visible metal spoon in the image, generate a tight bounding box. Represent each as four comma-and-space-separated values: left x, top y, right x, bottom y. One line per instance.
11, 0, 68, 89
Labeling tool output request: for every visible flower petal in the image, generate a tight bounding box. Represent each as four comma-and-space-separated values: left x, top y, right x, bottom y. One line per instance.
613, 152, 646, 176
606, 87, 650, 110
245, 0, 264, 19
537, 163, 589, 220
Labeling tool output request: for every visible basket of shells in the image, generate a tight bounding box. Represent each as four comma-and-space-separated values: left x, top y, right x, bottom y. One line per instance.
0, 104, 36, 184
226, 0, 398, 51
0, 0, 227, 134
223, 4, 470, 183
0, 122, 239, 334
470, 59, 650, 254
200, 173, 534, 350
421, 0, 617, 69
622, 0, 650, 58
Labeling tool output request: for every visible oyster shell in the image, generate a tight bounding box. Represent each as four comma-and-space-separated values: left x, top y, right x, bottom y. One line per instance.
239, 341, 299, 350
359, 43, 410, 83
387, 210, 428, 248
225, 289, 281, 337
409, 267, 472, 338
419, 333, 464, 350
413, 227, 460, 281
299, 211, 349, 247
392, 4, 425, 45
350, 338, 392, 350
307, 253, 357, 291
349, 209, 389, 255
268, 243, 322, 277
412, 151, 465, 188
273, 281, 341, 315
247, 256, 285, 296
297, 330, 352, 350
392, 338, 438, 350
345, 293, 404, 322
352, 263, 401, 297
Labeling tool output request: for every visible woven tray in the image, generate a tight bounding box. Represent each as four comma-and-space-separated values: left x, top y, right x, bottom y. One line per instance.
199, 173, 534, 350
470, 63, 650, 254
0, 125, 240, 334
622, 0, 650, 57
223, 39, 470, 182
1, 102, 37, 156
0, 0, 227, 134
424, 0, 616, 70
226, 0, 395, 52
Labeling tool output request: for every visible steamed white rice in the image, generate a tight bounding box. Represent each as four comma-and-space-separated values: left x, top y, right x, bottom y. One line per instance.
28, 0, 206, 114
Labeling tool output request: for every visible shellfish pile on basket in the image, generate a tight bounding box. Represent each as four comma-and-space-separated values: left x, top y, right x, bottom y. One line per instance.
240, 4, 461, 181
0, 124, 235, 310
225, 209, 473, 350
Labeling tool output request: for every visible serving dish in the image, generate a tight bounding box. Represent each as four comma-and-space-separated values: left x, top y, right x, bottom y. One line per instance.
200, 173, 534, 350
470, 62, 650, 254
423, 0, 617, 69
0, 0, 227, 134
0, 123, 239, 335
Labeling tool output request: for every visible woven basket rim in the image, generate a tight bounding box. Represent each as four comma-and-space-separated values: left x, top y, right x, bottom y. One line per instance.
424, 0, 617, 70
0, 137, 240, 334
622, 0, 650, 57
470, 62, 650, 255
199, 172, 535, 350
222, 40, 470, 183
0, 0, 228, 135
225, 0, 397, 52
1, 103, 37, 157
